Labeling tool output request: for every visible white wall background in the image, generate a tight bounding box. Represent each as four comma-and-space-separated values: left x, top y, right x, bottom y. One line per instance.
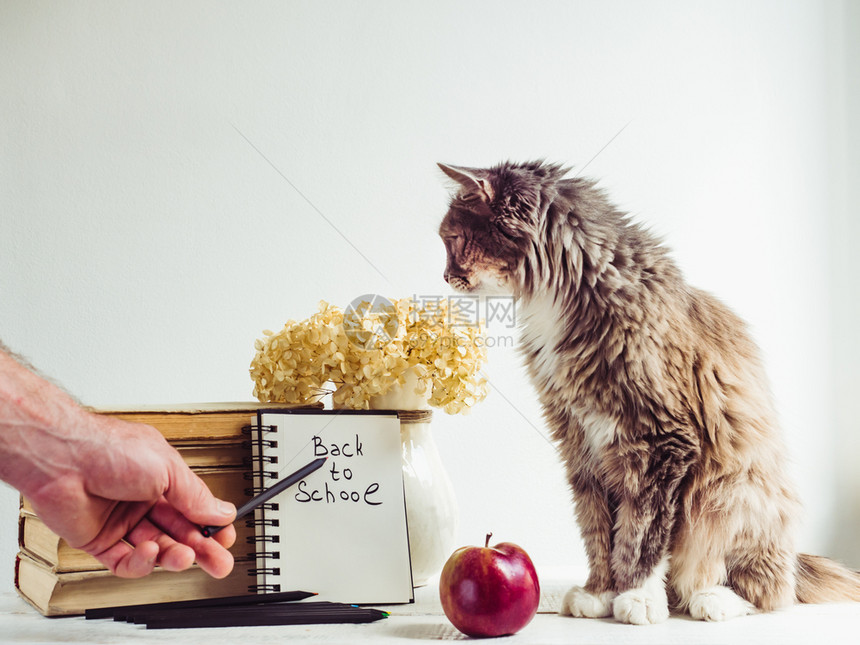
2, 0, 858, 587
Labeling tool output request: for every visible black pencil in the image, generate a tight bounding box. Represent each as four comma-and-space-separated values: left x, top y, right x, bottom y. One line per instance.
128, 601, 355, 624
85, 590, 317, 620
199, 456, 328, 537
144, 604, 389, 629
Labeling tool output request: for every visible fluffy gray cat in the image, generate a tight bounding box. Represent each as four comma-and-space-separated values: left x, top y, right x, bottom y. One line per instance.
438, 160, 860, 624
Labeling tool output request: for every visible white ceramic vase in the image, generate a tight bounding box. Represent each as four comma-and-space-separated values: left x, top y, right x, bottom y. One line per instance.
369, 373, 459, 586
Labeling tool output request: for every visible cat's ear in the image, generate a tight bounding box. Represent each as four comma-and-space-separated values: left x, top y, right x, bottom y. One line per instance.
437, 163, 494, 203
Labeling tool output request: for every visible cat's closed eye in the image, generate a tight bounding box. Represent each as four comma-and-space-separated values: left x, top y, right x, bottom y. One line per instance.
443, 235, 463, 250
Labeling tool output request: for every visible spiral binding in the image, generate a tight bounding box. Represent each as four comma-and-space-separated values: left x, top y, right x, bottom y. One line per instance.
245, 517, 280, 527
243, 469, 278, 481
244, 423, 282, 593
244, 453, 278, 466
247, 533, 280, 543
248, 583, 281, 593
251, 550, 281, 560
242, 438, 278, 449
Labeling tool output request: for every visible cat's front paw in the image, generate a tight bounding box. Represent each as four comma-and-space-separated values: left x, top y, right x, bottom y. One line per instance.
612, 586, 670, 625
688, 586, 755, 622
559, 585, 616, 618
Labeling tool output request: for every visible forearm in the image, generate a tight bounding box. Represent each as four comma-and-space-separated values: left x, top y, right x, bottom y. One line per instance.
0, 348, 97, 498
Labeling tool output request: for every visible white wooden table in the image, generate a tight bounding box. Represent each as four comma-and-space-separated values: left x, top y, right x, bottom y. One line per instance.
4, 569, 858, 644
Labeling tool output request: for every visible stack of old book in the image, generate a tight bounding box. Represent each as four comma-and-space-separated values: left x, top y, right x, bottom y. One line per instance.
14, 403, 292, 616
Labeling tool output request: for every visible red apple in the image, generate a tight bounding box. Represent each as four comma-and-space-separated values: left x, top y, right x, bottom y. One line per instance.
439, 533, 540, 638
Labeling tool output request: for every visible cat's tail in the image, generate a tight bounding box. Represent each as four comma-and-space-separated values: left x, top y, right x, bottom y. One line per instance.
795, 553, 860, 603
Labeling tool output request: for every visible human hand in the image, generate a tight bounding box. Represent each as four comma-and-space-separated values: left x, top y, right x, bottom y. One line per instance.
1, 347, 237, 578
21, 415, 238, 579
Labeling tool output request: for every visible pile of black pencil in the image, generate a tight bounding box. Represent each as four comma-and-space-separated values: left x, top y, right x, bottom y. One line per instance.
85, 591, 389, 629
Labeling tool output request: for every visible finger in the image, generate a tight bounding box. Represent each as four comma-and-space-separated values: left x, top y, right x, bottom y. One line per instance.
146, 498, 235, 579
213, 522, 237, 549
163, 459, 237, 528
92, 539, 159, 578
76, 499, 153, 559
114, 540, 160, 578
125, 516, 196, 572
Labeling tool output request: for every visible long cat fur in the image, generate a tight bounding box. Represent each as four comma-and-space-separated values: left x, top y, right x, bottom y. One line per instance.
437, 160, 860, 624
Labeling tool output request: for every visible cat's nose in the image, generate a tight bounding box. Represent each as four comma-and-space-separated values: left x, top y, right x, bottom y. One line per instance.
444, 271, 469, 287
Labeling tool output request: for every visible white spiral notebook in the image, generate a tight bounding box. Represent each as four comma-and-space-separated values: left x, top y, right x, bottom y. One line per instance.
246, 409, 414, 604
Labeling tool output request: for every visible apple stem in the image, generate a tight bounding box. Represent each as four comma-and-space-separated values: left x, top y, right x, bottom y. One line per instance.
485, 533, 492, 548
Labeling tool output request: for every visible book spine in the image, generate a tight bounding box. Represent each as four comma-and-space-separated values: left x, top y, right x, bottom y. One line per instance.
242, 422, 281, 594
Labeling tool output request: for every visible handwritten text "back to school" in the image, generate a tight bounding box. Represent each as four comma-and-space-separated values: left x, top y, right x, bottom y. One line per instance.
294, 434, 382, 506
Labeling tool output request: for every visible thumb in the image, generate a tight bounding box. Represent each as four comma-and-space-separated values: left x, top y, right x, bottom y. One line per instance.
164, 458, 237, 527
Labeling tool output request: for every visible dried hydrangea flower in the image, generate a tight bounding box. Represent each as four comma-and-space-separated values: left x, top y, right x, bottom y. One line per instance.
249, 297, 490, 412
